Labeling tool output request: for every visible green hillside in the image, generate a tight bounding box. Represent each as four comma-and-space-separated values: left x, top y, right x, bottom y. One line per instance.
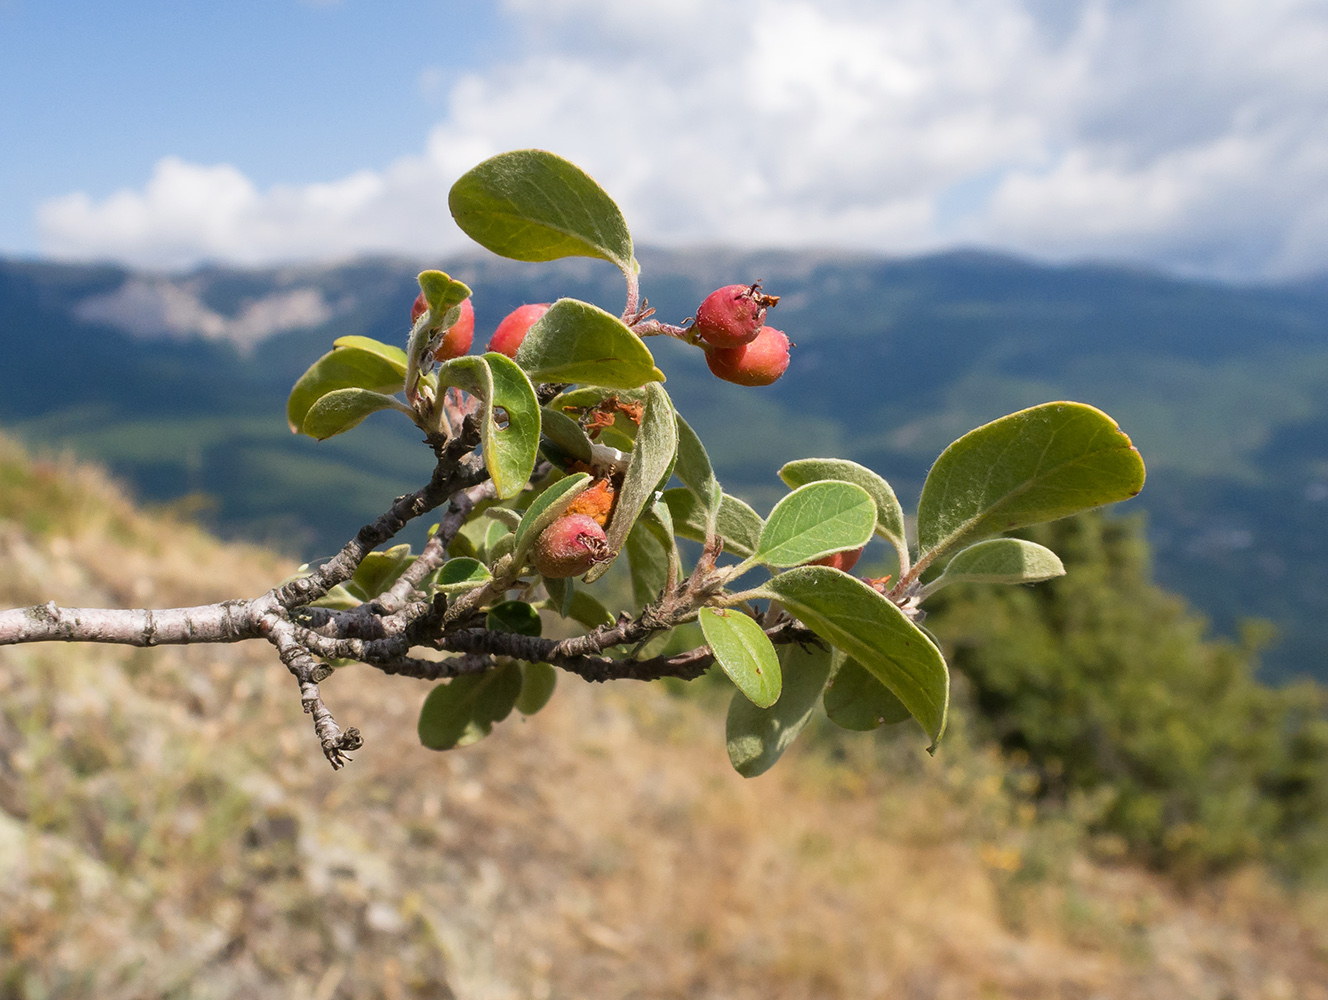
2, 250, 1325, 677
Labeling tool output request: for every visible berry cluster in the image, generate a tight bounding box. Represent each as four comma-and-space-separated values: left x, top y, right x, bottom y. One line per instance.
691, 282, 789, 387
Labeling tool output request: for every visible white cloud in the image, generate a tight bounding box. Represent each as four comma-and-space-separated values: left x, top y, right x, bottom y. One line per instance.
37, 0, 1328, 278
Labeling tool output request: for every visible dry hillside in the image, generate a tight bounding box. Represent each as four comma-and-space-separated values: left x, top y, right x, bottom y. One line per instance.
1, 435, 1326, 999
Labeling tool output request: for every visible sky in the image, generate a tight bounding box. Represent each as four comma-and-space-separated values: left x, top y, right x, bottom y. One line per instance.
3, 0, 1327, 281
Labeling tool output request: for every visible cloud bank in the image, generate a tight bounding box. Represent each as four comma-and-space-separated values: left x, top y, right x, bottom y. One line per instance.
38, 0, 1328, 279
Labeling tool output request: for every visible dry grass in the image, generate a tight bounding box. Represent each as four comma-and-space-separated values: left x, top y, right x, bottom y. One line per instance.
2, 436, 1328, 999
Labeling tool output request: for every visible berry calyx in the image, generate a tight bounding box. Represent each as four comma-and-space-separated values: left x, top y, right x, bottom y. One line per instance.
692, 282, 779, 349
533, 513, 610, 578
488, 303, 550, 358
563, 477, 617, 528
431, 298, 474, 361
704, 326, 791, 386
811, 547, 864, 573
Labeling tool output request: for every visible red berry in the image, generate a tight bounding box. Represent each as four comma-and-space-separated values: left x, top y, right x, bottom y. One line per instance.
533, 513, 610, 579
704, 326, 790, 386
411, 291, 429, 325
488, 303, 550, 358
693, 282, 778, 349
432, 298, 474, 361
811, 547, 863, 572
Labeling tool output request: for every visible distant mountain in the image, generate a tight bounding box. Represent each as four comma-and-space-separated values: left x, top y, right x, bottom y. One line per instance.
2, 249, 1325, 679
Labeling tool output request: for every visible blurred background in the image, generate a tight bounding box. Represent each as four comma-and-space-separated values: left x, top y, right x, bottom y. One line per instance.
3, 2, 1328, 997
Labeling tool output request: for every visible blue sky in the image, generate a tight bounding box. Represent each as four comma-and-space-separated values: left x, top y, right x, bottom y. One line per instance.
4, 0, 1328, 280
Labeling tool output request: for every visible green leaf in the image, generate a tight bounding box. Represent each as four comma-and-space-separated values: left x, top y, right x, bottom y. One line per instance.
779, 458, 907, 567
584, 383, 677, 582
417, 663, 522, 750
417, 269, 472, 322
823, 655, 912, 731
923, 538, 1065, 598
331, 336, 409, 374
699, 607, 782, 708
347, 544, 413, 601
754, 481, 876, 568
662, 488, 764, 558
287, 346, 406, 433
674, 413, 722, 536
565, 589, 614, 629
512, 472, 593, 568
435, 557, 492, 594
756, 566, 949, 746
483, 353, 541, 499
301, 388, 405, 440
514, 298, 664, 388
484, 507, 523, 532
448, 149, 634, 273
516, 662, 558, 716
487, 600, 543, 637
916, 402, 1146, 567
626, 520, 670, 611
539, 407, 595, 465
726, 643, 834, 778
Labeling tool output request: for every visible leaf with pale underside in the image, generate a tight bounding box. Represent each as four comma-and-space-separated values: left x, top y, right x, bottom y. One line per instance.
754, 481, 876, 568
916, 402, 1145, 568
448, 149, 634, 274
699, 607, 782, 708
922, 538, 1065, 599
726, 643, 834, 777
662, 488, 764, 558
288, 346, 406, 433
756, 566, 948, 746
514, 298, 664, 388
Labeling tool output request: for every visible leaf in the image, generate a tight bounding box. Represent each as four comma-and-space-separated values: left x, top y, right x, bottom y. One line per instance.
482, 353, 541, 499
779, 458, 907, 567
417, 663, 522, 750
331, 336, 409, 374
756, 566, 949, 746
484, 507, 523, 532
916, 402, 1146, 567
754, 481, 876, 568
584, 383, 677, 582
514, 298, 664, 388
626, 520, 670, 612
435, 557, 492, 594
448, 149, 634, 273
539, 407, 595, 465
512, 472, 593, 568
662, 488, 764, 558
417, 269, 472, 321
699, 607, 782, 708
516, 663, 557, 716
301, 388, 404, 440
924, 538, 1065, 598
726, 643, 834, 778
347, 544, 413, 600
674, 413, 722, 536
565, 589, 614, 629
487, 600, 543, 637
823, 655, 912, 731
288, 345, 406, 433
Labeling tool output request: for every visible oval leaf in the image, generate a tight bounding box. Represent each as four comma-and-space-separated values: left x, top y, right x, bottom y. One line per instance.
288, 346, 406, 433
516, 662, 558, 716
916, 402, 1145, 567
514, 298, 664, 388
699, 607, 782, 708
925, 537, 1065, 597
583, 383, 677, 582
348, 543, 414, 601
662, 488, 764, 558
448, 149, 634, 272
757, 566, 949, 746
675, 413, 722, 536
483, 352, 541, 499
513, 472, 593, 568
540, 407, 595, 465
418, 663, 522, 750
756, 481, 876, 568
626, 520, 670, 611
487, 600, 543, 637
435, 557, 492, 594
332, 336, 409, 374
726, 643, 834, 778
823, 655, 912, 731
779, 458, 907, 566
302, 388, 404, 440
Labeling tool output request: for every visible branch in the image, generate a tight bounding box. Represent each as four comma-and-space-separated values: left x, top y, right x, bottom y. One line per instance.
0, 599, 260, 647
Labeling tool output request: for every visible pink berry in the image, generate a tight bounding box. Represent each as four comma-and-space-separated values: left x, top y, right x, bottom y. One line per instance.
704, 326, 791, 386
693, 282, 778, 349
432, 298, 474, 361
811, 547, 863, 573
488, 303, 550, 358
411, 292, 429, 325
533, 513, 610, 578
